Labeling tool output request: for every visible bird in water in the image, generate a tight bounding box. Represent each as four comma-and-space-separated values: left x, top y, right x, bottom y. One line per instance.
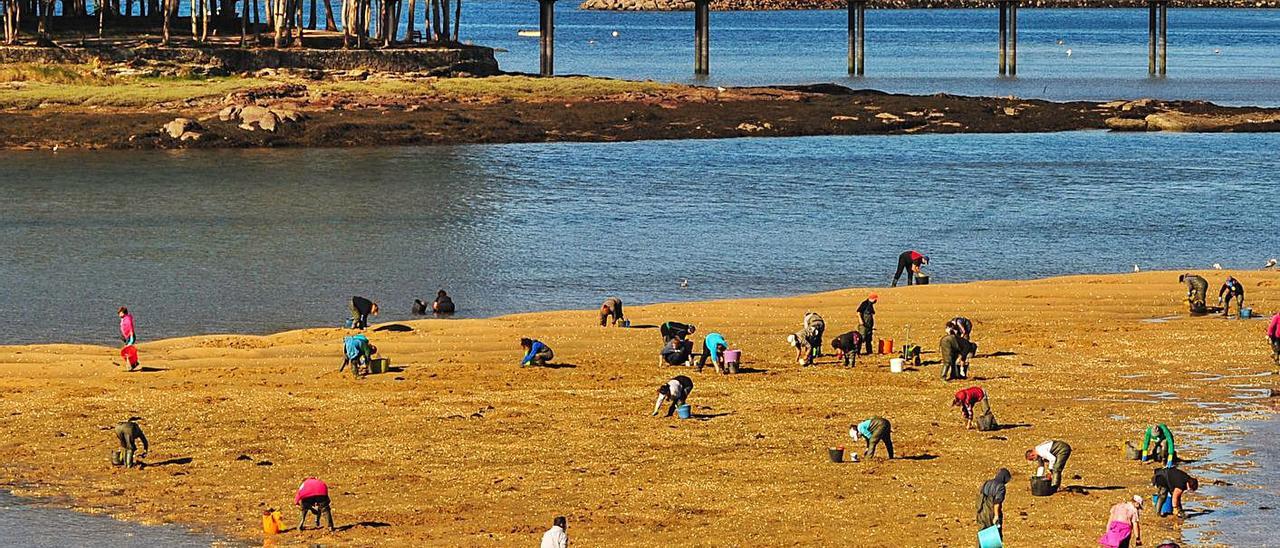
679, 278, 689, 289
1066, 48, 1073, 57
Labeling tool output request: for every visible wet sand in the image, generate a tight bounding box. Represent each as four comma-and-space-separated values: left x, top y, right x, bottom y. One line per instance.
0, 271, 1275, 546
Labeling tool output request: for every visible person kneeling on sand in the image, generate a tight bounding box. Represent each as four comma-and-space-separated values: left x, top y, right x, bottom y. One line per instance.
600, 297, 624, 327
540, 516, 568, 548
295, 477, 335, 532
661, 337, 694, 367
1179, 274, 1208, 314
113, 419, 149, 468
1026, 440, 1072, 489
652, 375, 694, 417
952, 386, 991, 430
520, 338, 554, 367
939, 333, 977, 381
1152, 467, 1198, 519
976, 468, 1011, 539
850, 416, 894, 459
697, 333, 729, 373
830, 330, 862, 367
1098, 495, 1144, 548
340, 334, 376, 378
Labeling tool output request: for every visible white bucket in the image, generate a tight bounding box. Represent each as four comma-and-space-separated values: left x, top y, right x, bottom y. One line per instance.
890, 358, 905, 373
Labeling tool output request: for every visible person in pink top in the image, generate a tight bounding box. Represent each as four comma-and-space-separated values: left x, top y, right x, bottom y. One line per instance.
118, 307, 136, 346
294, 477, 334, 531
1268, 313, 1280, 366
1098, 495, 1143, 548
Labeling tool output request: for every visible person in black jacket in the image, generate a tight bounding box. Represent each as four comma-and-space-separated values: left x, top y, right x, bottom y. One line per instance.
350, 296, 378, 329
433, 289, 456, 315
1218, 277, 1244, 317
857, 294, 878, 355
659, 321, 696, 343
1153, 467, 1199, 519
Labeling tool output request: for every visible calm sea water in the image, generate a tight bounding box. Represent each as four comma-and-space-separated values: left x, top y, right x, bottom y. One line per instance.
0, 491, 229, 547
2, 131, 1278, 344
458, 3, 1280, 104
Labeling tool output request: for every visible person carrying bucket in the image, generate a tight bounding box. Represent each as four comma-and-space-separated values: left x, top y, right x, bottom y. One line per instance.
850, 416, 894, 459
660, 321, 696, 343
1098, 495, 1144, 548
652, 375, 693, 417
1141, 424, 1177, 467
1179, 274, 1208, 314
1218, 276, 1245, 317
599, 297, 625, 327
113, 419, 149, 468
520, 338, 554, 367
1268, 312, 1280, 366
294, 477, 335, 531
952, 386, 991, 430
857, 294, 877, 355
1152, 467, 1198, 519
939, 333, 977, 381
697, 333, 728, 373
976, 467, 1011, 543
1026, 440, 1072, 489
830, 330, 862, 367
892, 250, 928, 287
339, 334, 376, 378
350, 296, 378, 329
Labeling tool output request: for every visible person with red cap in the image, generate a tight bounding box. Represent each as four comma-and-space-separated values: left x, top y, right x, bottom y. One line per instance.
294, 477, 335, 531
892, 250, 929, 287
952, 386, 990, 429
857, 294, 877, 355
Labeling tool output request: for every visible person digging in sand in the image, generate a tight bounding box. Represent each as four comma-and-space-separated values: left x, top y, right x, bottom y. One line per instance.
952, 386, 991, 430
599, 297, 625, 327
113, 419, 149, 468
1152, 467, 1198, 519
652, 375, 694, 417
1026, 440, 1072, 489
294, 477, 335, 531
339, 334, 376, 378
850, 416, 894, 459
520, 338, 554, 367
830, 330, 862, 367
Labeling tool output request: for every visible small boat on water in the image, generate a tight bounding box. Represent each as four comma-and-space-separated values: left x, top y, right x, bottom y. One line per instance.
517, 29, 540, 38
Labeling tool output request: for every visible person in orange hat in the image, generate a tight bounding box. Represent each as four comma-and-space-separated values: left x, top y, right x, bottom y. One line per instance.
857, 293, 878, 355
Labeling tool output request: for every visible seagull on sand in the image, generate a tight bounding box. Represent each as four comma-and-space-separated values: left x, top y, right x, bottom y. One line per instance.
1133, 264, 1141, 272
1265, 258, 1277, 269
1213, 263, 1223, 270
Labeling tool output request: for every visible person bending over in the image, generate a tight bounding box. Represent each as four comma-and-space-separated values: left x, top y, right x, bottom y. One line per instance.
830, 330, 862, 367
892, 250, 928, 287
1152, 467, 1198, 519
294, 477, 335, 531
599, 297, 624, 327
340, 334, 376, 378
652, 375, 694, 417
1179, 274, 1208, 314
946, 316, 973, 340
520, 338, 554, 367
540, 516, 569, 548
697, 333, 729, 374
1099, 495, 1144, 548
1141, 423, 1177, 467
850, 416, 894, 459
1218, 276, 1245, 317
952, 386, 991, 430
1026, 440, 1072, 489
940, 333, 977, 381
350, 296, 379, 329
660, 321, 695, 343
114, 419, 149, 468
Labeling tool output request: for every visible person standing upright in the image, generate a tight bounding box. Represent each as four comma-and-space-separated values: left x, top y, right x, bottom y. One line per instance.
892, 250, 928, 287
857, 294, 877, 355
976, 468, 1011, 541
118, 307, 136, 346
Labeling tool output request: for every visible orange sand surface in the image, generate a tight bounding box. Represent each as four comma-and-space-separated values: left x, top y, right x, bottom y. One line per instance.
0, 271, 1276, 546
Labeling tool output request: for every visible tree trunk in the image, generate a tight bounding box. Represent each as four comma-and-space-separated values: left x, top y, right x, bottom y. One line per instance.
161, 0, 170, 44
404, 0, 413, 41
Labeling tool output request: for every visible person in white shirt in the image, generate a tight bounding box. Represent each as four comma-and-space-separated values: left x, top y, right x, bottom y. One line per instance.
1025, 440, 1073, 489
541, 516, 568, 548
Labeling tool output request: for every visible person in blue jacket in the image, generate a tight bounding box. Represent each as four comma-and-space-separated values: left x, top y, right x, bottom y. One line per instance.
340, 334, 376, 378
696, 333, 728, 373
520, 338, 554, 367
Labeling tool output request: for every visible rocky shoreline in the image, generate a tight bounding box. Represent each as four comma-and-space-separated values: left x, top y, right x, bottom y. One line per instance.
580, 0, 1280, 11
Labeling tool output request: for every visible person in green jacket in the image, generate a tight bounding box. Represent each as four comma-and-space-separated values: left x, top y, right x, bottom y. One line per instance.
849, 417, 894, 459
1141, 424, 1177, 466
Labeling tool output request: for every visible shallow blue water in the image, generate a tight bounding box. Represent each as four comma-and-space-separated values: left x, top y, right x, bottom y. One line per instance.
0, 491, 228, 547
2, 131, 1278, 344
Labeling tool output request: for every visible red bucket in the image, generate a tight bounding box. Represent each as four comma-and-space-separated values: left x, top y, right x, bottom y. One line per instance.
120, 345, 139, 368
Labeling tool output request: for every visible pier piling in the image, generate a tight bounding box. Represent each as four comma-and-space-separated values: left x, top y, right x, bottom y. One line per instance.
1148, 0, 1169, 77
694, 0, 710, 75
997, 1, 1017, 77
539, 0, 556, 76
847, 0, 866, 75
1159, 0, 1168, 76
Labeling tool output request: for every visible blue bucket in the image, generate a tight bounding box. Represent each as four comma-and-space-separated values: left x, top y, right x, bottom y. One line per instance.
1240, 308, 1253, 319
1152, 494, 1173, 515
676, 404, 692, 419
977, 525, 1003, 548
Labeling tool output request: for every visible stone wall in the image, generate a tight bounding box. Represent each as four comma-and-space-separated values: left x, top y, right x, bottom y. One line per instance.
0, 45, 499, 75
580, 0, 1279, 10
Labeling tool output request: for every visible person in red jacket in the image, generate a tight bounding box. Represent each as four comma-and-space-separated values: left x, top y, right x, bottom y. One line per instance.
952, 386, 991, 429
892, 250, 929, 287
1268, 312, 1280, 366
295, 477, 335, 531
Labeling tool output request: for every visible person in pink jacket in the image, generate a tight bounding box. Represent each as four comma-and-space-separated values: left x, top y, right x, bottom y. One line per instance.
1269, 312, 1280, 366
118, 307, 136, 346
294, 477, 334, 531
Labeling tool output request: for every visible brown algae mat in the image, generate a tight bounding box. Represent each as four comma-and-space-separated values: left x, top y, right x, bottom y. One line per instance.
0, 270, 1275, 546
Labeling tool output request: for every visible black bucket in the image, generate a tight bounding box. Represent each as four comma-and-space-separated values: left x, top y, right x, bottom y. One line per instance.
1030, 477, 1057, 496
915, 274, 930, 285
828, 447, 844, 463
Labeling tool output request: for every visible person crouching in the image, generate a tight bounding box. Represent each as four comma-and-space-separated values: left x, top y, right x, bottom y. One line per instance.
652, 375, 694, 417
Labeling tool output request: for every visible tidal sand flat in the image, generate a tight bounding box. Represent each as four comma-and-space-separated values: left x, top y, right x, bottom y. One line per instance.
0, 271, 1274, 545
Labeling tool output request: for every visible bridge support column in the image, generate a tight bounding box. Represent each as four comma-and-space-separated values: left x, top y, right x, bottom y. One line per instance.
1148, 0, 1168, 77
997, 1, 1017, 77
847, 0, 865, 75
694, 0, 710, 76
539, 0, 556, 76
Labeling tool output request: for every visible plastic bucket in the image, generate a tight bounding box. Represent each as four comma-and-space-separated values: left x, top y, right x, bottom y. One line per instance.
1030, 477, 1057, 497
676, 404, 692, 419
886, 339, 894, 354
828, 447, 844, 463
344, 318, 355, 328
977, 525, 1003, 548
890, 358, 905, 373
723, 349, 742, 363
1240, 308, 1253, 319
915, 274, 930, 285
369, 357, 391, 374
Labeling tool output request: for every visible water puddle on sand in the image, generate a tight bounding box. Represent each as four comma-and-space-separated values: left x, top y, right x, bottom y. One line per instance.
1079, 389, 1178, 405
0, 490, 238, 547
1190, 371, 1274, 382
1180, 411, 1280, 547
1140, 315, 1183, 324
1227, 386, 1274, 400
